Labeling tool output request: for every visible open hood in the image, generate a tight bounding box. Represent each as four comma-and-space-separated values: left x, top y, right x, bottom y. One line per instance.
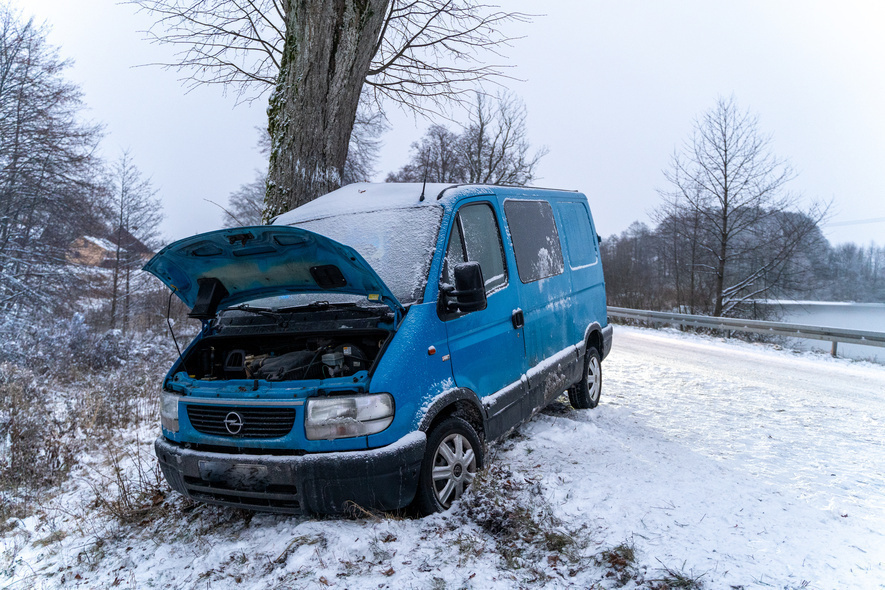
143, 226, 404, 318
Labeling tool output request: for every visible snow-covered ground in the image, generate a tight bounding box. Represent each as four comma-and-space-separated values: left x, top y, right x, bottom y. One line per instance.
2, 325, 883, 589
584, 327, 885, 588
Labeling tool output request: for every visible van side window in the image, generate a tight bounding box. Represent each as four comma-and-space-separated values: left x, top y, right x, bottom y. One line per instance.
557, 201, 598, 267
444, 203, 507, 293
503, 200, 564, 283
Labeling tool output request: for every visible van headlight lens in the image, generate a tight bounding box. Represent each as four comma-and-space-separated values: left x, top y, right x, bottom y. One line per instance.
160, 391, 181, 432
305, 394, 394, 440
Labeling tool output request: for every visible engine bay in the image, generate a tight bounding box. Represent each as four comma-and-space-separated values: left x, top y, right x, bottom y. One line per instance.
180, 331, 388, 382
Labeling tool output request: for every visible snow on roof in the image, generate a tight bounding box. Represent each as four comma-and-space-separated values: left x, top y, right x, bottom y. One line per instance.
82, 235, 118, 251
273, 182, 461, 224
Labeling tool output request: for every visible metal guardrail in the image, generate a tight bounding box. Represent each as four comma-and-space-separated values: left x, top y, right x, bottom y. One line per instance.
607, 306, 885, 356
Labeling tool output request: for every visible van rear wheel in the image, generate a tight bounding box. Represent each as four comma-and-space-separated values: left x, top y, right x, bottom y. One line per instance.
569, 347, 601, 409
415, 417, 483, 515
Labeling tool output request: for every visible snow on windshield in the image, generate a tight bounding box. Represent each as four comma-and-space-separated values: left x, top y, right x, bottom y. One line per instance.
292, 206, 443, 304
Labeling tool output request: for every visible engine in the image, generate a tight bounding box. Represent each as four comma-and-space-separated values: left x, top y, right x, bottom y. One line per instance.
182, 333, 385, 382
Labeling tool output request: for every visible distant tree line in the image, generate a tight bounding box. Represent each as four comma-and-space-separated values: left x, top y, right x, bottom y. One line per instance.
602, 221, 885, 312
0, 6, 166, 333
602, 98, 881, 314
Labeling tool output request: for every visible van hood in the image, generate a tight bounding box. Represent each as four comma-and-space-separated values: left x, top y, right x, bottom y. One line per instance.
143, 226, 404, 318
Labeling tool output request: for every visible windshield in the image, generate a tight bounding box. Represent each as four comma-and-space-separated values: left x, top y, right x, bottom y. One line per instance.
289, 206, 443, 304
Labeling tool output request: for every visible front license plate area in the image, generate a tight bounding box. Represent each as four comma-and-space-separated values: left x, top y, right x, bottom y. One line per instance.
199, 461, 270, 491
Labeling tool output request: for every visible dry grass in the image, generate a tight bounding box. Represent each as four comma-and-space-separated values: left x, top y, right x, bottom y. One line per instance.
0, 363, 76, 490
455, 463, 589, 580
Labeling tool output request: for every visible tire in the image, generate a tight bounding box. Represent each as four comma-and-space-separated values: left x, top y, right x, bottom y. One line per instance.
568, 346, 602, 409
415, 416, 483, 515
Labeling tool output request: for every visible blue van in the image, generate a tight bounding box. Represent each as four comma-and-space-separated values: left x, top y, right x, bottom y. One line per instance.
146, 183, 612, 515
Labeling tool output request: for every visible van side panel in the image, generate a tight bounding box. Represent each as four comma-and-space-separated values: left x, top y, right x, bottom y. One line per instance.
555, 199, 607, 351
487, 193, 577, 421
499, 196, 573, 369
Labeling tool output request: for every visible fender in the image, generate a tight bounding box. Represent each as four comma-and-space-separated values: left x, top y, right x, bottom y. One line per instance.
416, 387, 487, 437
582, 321, 612, 360
582, 321, 602, 355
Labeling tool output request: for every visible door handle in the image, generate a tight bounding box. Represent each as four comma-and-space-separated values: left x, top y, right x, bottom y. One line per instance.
511, 308, 524, 329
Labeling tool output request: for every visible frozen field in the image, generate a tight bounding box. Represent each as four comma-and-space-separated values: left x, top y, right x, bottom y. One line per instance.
3, 326, 883, 589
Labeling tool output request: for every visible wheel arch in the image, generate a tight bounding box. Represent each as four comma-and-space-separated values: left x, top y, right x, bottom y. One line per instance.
417, 388, 486, 442
583, 321, 605, 358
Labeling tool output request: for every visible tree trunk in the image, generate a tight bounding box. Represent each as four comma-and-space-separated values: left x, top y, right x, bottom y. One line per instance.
264, 0, 390, 221
110, 235, 121, 329
110, 189, 125, 330
713, 207, 728, 317
124, 261, 130, 336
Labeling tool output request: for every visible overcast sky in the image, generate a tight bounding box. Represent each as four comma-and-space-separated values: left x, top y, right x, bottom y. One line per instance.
23, 0, 885, 246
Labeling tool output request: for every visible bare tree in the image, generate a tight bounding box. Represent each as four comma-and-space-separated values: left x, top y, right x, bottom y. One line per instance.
130, 1, 527, 106
129, 0, 530, 218
0, 7, 104, 318
342, 104, 386, 185
221, 175, 264, 227
106, 150, 163, 334
387, 92, 546, 185
460, 92, 547, 185
261, 1, 390, 218
218, 108, 384, 229
657, 96, 827, 317
386, 124, 464, 183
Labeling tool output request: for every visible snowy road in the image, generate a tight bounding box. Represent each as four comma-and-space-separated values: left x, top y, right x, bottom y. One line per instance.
561, 326, 885, 587
610, 327, 885, 526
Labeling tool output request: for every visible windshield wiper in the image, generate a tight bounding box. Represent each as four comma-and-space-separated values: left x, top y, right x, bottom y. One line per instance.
226, 304, 283, 319
276, 301, 389, 315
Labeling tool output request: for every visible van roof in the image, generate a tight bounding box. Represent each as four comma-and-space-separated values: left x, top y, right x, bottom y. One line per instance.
272, 182, 582, 225
273, 183, 454, 224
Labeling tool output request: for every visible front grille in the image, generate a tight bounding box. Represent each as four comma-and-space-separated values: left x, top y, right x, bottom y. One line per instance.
184, 442, 308, 456
186, 405, 296, 438
182, 476, 301, 512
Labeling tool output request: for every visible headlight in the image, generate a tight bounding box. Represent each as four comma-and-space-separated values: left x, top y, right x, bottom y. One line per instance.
305, 393, 394, 440
160, 391, 181, 433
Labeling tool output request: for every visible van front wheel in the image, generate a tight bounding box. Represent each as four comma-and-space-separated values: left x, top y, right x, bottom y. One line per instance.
569, 347, 601, 409
415, 417, 483, 515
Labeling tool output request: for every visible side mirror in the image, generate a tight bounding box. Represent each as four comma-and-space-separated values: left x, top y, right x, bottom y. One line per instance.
442, 261, 487, 313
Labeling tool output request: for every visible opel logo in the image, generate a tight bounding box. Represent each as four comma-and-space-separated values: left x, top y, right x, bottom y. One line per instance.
223, 411, 244, 435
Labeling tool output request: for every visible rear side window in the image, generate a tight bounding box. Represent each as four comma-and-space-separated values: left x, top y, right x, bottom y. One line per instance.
443, 203, 507, 293
503, 200, 564, 283
557, 201, 598, 267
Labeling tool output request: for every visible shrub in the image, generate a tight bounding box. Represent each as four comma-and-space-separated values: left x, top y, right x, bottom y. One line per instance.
0, 363, 75, 489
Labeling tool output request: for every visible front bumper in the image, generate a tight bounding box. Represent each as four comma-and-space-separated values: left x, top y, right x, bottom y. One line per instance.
155, 431, 426, 515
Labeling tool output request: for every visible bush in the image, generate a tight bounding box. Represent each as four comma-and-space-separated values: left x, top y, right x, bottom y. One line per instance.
92, 443, 173, 525
0, 363, 75, 489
